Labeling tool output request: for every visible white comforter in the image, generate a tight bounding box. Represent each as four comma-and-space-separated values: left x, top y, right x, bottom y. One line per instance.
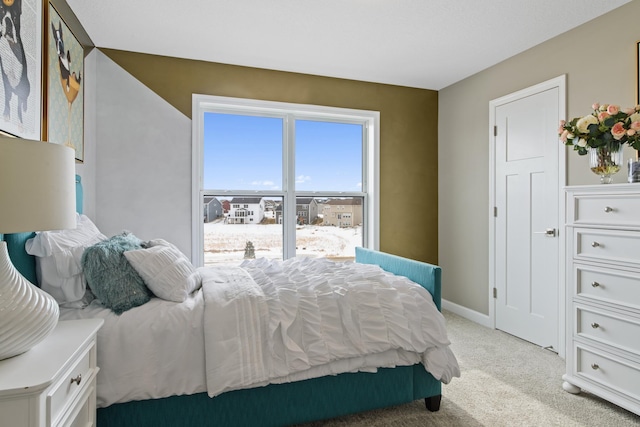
202, 257, 459, 397
61, 257, 459, 407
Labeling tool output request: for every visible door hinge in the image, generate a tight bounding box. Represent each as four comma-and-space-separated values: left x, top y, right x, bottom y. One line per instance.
494, 126, 497, 137
494, 206, 497, 217
493, 287, 497, 299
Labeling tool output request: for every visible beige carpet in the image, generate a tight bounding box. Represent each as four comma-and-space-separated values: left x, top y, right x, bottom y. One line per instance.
300, 311, 640, 426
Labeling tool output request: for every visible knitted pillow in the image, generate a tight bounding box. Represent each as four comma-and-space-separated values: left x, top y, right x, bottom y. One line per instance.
81, 232, 152, 314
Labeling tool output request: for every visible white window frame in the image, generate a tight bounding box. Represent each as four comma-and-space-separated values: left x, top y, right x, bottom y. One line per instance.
191, 94, 380, 267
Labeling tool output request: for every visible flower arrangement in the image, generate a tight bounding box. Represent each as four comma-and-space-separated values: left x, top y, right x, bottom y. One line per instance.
558, 103, 640, 155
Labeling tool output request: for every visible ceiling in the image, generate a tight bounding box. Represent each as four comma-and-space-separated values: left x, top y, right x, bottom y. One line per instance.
66, 0, 630, 90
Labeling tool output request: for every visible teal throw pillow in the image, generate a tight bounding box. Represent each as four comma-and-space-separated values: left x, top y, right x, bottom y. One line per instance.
81, 232, 152, 314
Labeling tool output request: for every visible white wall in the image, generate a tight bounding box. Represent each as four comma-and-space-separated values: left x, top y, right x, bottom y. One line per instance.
75, 49, 97, 219
93, 51, 192, 257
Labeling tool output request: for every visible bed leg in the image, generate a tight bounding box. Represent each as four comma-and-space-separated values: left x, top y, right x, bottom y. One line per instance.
424, 394, 441, 412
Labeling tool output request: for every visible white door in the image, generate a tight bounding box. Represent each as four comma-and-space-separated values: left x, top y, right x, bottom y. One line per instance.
491, 77, 565, 351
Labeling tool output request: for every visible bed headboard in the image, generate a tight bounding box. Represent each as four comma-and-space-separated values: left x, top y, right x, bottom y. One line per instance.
2, 175, 83, 285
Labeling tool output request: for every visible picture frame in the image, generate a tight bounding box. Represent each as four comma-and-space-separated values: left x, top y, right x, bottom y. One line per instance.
46, 1, 84, 162
0, 0, 42, 140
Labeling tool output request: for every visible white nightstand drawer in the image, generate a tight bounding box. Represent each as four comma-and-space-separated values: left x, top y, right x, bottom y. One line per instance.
576, 345, 640, 402
0, 319, 102, 427
572, 193, 640, 228
576, 305, 640, 354
575, 228, 640, 267
47, 343, 93, 426
575, 264, 640, 310
57, 372, 96, 427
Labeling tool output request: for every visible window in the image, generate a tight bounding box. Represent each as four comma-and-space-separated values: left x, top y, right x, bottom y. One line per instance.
192, 95, 379, 266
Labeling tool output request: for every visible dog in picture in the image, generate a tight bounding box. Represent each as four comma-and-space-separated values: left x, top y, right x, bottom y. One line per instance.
51, 19, 81, 104
51, 18, 81, 146
0, 0, 30, 129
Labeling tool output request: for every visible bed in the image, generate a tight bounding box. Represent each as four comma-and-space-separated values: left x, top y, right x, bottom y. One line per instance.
2, 176, 459, 427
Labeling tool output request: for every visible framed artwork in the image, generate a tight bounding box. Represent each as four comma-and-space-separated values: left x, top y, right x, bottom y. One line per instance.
46, 1, 84, 162
0, 0, 42, 140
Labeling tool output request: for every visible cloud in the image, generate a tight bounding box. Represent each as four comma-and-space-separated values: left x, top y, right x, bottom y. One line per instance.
296, 175, 312, 184
251, 180, 275, 186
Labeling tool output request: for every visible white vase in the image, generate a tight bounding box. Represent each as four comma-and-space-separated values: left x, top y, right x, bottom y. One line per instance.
0, 241, 59, 360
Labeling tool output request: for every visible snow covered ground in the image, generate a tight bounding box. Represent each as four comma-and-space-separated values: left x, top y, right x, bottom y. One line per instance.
204, 221, 362, 265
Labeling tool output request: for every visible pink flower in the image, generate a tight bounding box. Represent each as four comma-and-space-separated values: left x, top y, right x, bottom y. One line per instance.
607, 104, 620, 115
631, 121, 640, 131
611, 122, 626, 140
598, 112, 610, 122
628, 129, 636, 137
560, 129, 569, 142
624, 108, 635, 115
592, 103, 600, 110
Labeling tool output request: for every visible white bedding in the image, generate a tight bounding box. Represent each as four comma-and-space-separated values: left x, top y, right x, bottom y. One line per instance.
60, 292, 208, 407
61, 257, 460, 407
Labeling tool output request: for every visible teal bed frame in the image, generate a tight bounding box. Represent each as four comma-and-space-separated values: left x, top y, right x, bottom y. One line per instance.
2, 177, 444, 426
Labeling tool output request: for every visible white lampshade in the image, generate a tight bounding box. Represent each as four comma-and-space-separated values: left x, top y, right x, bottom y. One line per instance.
0, 136, 76, 360
0, 136, 76, 233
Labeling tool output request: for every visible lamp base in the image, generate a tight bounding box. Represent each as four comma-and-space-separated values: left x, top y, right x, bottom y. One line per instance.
0, 241, 59, 360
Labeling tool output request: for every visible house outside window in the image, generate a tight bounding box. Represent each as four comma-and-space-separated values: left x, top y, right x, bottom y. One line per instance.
192, 95, 379, 266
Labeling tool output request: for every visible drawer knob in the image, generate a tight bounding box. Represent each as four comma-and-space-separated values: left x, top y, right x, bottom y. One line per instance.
591, 322, 600, 329
70, 374, 82, 386
591, 241, 600, 248
591, 281, 600, 288
591, 363, 599, 370
604, 206, 614, 213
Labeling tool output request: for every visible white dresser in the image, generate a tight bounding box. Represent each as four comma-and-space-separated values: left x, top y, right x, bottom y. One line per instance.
0, 318, 103, 427
563, 184, 640, 416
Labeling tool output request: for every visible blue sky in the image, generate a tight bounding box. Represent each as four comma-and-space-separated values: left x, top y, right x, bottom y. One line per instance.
203, 113, 362, 192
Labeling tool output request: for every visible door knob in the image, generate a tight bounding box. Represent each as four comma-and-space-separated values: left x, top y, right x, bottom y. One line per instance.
534, 228, 556, 237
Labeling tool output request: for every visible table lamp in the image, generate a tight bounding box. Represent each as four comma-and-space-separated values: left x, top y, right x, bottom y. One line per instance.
0, 136, 76, 360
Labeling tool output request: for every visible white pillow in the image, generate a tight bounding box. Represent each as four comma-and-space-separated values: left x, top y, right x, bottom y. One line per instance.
144, 238, 190, 261
124, 245, 202, 302
25, 214, 106, 307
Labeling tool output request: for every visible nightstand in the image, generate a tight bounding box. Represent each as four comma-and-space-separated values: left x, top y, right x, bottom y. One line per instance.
0, 318, 103, 427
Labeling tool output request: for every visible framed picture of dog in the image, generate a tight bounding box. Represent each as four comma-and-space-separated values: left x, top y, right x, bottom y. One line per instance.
0, 0, 43, 141
46, 1, 83, 162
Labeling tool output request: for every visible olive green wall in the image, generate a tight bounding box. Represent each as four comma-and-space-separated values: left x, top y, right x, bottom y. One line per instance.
100, 49, 439, 264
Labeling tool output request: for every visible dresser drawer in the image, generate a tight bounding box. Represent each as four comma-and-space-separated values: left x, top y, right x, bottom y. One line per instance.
47, 344, 94, 426
574, 264, 640, 310
575, 345, 640, 402
575, 228, 640, 267
576, 305, 640, 354
571, 193, 640, 227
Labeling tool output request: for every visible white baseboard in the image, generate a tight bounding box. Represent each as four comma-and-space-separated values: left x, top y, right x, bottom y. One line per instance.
442, 299, 492, 328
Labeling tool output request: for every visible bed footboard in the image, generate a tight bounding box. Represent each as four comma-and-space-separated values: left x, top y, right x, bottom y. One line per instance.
355, 247, 442, 310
